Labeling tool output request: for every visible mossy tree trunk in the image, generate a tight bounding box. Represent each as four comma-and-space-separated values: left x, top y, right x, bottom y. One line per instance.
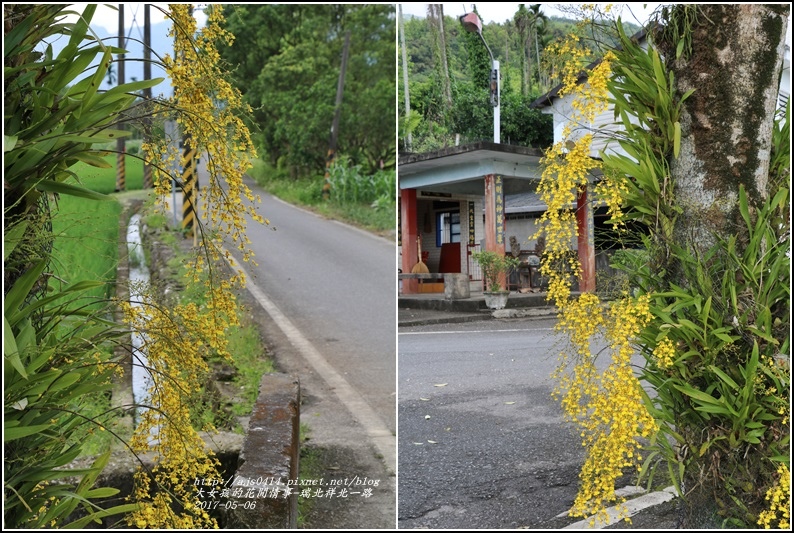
656, 5, 789, 526
662, 4, 788, 252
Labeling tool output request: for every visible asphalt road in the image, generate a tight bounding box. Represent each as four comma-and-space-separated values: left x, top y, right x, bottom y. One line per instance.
398, 318, 593, 529
232, 189, 397, 433
191, 176, 397, 528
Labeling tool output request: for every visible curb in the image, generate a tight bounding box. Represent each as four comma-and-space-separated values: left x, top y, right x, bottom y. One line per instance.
398, 307, 559, 328
398, 313, 491, 328
559, 486, 678, 529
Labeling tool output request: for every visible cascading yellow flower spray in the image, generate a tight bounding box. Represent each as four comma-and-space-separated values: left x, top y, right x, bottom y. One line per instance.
541, 17, 657, 526
123, 5, 264, 528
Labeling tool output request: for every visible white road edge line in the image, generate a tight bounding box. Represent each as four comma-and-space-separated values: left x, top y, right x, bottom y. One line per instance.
400, 328, 556, 335
223, 250, 396, 475
561, 486, 678, 529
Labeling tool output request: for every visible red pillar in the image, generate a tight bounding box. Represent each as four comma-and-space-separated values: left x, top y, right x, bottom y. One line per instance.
576, 186, 596, 292
484, 174, 507, 289
400, 188, 419, 294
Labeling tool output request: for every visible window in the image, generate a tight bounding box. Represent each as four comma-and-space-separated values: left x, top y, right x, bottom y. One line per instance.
437, 211, 460, 247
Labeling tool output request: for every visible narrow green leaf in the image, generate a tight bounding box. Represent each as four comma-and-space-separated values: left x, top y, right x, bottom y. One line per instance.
64, 503, 141, 529
4, 260, 46, 317
708, 365, 739, 390
49, 372, 82, 392
4, 424, 52, 441
3, 220, 28, 261
4, 317, 28, 379
673, 121, 681, 158
35, 180, 112, 201
674, 383, 722, 405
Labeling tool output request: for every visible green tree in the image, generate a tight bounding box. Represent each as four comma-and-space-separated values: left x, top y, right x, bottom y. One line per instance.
219, 4, 395, 174
4, 5, 157, 526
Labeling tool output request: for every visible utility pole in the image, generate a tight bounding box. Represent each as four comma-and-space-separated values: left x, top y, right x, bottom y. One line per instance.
180, 5, 198, 242
322, 30, 351, 200
143, 3, 153, 189
399, 5, 412, 152
115, 4, 126, 191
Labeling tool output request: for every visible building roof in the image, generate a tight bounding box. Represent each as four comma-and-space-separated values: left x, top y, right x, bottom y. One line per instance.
399, 141, 544, 196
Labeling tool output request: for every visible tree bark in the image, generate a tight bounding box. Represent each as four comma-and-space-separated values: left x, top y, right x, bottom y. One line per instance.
664, 5, 789, 250
428, 4, 452, 111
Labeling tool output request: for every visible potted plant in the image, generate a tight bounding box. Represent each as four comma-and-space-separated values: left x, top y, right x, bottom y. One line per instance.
472, 250, 521, 309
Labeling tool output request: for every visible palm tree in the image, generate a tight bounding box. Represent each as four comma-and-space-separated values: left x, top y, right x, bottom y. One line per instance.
427, 4, 452, 111
528, 4, 548, 90
513, 4, 530, 96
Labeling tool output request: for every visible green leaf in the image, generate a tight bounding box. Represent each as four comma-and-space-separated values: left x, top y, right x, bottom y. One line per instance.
4, 260, 46, 318
64, 503, 141, 529
709, 365, 739, 390
35, 180, 112, 201
4, 423, 52, 441
49, 372, 82, 392
674, 383, 721, 405
3, 220, 28, 261
5, 134, 19, 152
83, 487, 120, 499
673, 121, 681, 158
4, 317, 28, 379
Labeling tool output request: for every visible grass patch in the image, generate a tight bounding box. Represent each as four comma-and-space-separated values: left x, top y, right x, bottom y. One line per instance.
69, 152, 145, 194
139, 204, 276, 428
226, 323, 276, 416
247, 158, 396, 235
296, 424, 324, 528
49, 194, 122, 308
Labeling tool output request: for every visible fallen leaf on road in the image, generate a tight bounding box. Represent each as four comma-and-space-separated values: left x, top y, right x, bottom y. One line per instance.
413, 442, 423, 445
427, 440, 437, 444
445, 427, 451, 431
434, 383, 448, 387
424, 415, 431, 420
505, 401, 516, 405
420, 398, 430, 401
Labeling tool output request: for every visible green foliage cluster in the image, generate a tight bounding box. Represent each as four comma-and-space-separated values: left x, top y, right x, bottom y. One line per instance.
218, 4, 396, 175
326, 155, 395, 210
604, 24, 790, 527
602, 23, 692, 249
399, 5, 644, 152
247, 158, 395, 234
633, 186, 790, 526
471, 251, 520, 293
3, 5, 162, 526
400, 7, 554, 152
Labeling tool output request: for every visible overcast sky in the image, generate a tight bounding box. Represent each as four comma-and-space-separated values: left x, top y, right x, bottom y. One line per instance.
67, 3, 208, 34
399, 2, 791, 48
398, 3, 659, 27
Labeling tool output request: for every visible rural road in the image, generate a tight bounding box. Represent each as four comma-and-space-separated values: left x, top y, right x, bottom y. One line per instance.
192, 173, 397, 528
